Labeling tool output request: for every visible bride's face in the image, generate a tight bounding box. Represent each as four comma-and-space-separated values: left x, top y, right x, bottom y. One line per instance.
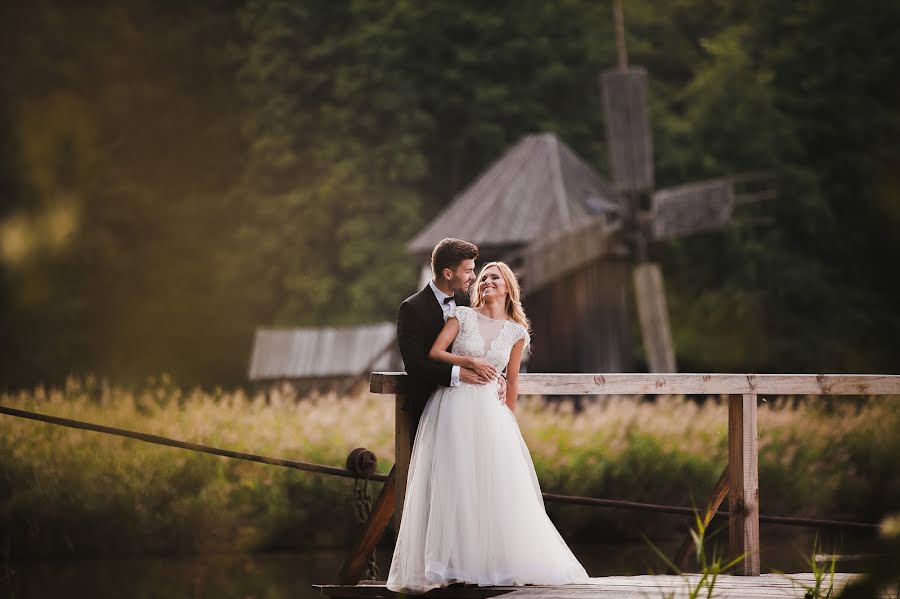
478, 266, 507, 301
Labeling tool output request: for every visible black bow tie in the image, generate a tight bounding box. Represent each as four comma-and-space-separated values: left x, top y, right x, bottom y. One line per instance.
443, 295, 455, 305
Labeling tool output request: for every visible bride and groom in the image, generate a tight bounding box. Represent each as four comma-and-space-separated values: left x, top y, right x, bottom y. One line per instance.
387, 238, 589, 592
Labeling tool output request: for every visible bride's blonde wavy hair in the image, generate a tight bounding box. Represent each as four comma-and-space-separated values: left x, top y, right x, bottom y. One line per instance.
471, 261, 531, 340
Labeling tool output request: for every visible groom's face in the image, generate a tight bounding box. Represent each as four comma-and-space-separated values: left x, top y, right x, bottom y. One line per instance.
445, 259, 477, 294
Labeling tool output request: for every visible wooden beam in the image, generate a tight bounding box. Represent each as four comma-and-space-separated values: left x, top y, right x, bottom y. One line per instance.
338, 466, 397, 584
728, 394, 761, 575
632, 263, 677, 372
394, 393, 413, 534
670, 466, 730, 573
370, 372, 900, 396
516, 218, 622, 296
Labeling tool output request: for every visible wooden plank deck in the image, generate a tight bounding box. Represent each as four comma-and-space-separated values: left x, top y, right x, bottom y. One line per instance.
351, 373, 900, 583
316, 573, 890, 599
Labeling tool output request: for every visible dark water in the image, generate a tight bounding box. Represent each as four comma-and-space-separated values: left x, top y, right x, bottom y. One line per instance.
3, 529, 877, 599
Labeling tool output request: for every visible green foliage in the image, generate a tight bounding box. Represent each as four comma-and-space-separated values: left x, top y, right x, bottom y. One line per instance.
226, 0, 430, 329
3, 382, 898, 559
0, 379, 377, 558
1, 0, 899, 387
645, 510, 744, 598
647, 1, 900, 373
804, 537, 837, 599
774, 535, 838, 599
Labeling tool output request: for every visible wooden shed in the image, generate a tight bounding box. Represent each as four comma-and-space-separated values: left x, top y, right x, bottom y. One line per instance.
248, 322, 402, 393
409, 133, 635, 373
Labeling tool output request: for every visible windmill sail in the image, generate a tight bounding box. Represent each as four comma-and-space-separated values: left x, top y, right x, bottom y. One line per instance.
601, 67, 654, 192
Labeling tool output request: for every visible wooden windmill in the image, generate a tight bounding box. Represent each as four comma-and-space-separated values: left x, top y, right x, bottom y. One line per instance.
405, 1, 773, 376
522, 0, 774, 373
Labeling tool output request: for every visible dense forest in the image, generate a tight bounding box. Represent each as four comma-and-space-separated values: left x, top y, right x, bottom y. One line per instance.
2, 0, 898, 389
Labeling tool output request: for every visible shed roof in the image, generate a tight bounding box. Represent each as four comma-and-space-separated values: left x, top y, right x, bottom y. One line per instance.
408, 133, 621, 255
248, 322, 398, 381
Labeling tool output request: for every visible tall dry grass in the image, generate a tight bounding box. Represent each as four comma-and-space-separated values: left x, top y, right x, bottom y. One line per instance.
1, 377, 898, 558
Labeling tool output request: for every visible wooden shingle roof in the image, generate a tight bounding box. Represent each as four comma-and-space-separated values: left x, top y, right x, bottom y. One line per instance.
408, 133, 621, 255
247, 322, 399, 381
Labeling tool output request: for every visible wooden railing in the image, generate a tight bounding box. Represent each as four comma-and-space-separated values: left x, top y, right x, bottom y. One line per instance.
340, 373, 900, 582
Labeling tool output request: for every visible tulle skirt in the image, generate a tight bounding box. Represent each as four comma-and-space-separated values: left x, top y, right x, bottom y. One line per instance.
386, 381, 589, 593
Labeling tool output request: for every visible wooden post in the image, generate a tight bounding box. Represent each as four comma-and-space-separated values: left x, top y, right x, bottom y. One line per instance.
338, 466, 397, 583
394, 392, 413, 534
728, 393, 760, 575
338, 388, 412, 583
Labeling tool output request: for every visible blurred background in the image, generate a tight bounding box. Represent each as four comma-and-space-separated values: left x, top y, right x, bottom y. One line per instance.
2, 0, 899, 391
2, 1, 900, 596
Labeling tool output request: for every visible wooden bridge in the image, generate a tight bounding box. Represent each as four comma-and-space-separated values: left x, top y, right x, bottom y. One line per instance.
318, 572, 880, 599
2, 372, 896, 597
333, 372, 900, 597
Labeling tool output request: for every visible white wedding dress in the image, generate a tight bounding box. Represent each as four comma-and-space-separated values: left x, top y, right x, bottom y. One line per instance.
386, 306, 589, 593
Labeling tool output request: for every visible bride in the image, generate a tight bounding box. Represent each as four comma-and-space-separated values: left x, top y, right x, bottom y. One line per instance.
386, 261, 589, 593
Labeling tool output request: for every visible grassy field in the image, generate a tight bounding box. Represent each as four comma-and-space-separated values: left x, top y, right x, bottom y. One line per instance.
1, 377, 898, 559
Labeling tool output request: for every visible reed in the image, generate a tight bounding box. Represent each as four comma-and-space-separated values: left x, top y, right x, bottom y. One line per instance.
1, 377, 897, 558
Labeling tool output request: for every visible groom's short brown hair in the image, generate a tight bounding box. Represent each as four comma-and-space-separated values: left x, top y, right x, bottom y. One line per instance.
431, 238, 478, 275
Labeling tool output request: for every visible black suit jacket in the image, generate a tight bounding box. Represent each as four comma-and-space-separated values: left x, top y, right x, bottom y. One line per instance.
396, 284, 470, 413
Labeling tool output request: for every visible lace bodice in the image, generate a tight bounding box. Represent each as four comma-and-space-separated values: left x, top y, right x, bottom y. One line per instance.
449, 306, 530, 371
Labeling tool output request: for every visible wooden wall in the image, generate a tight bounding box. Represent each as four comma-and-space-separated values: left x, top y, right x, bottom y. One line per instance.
523, 257, 634, 373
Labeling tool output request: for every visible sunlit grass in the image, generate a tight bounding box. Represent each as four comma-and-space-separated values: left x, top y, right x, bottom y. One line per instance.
2, 377, 898, 557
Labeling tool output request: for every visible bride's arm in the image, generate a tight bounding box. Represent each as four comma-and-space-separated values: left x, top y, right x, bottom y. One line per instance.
504, 339, 526, 412
428, 318, 497, 379
427, 317, 467, 367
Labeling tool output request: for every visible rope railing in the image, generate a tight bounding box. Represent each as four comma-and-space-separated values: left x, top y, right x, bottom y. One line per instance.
0, 404, 388, 482
541, 492, 878, 530
0, 403, 879, 531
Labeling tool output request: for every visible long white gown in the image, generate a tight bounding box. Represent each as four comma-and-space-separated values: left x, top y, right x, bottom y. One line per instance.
386, 306, 589, 593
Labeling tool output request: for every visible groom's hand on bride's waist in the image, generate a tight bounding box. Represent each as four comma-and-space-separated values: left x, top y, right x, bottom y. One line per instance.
460, 366, 496, 385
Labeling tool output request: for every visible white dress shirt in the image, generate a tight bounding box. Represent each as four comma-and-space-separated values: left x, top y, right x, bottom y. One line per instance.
429, 279, 461, 387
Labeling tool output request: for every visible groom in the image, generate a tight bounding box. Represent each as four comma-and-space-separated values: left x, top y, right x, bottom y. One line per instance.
396, 238, 504, 446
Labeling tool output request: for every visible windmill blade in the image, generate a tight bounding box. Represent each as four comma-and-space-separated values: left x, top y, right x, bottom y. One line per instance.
651, 178, 736, 241
632, 262, 677, 373
601, 67, 655, 193
650, 172, 778, 240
